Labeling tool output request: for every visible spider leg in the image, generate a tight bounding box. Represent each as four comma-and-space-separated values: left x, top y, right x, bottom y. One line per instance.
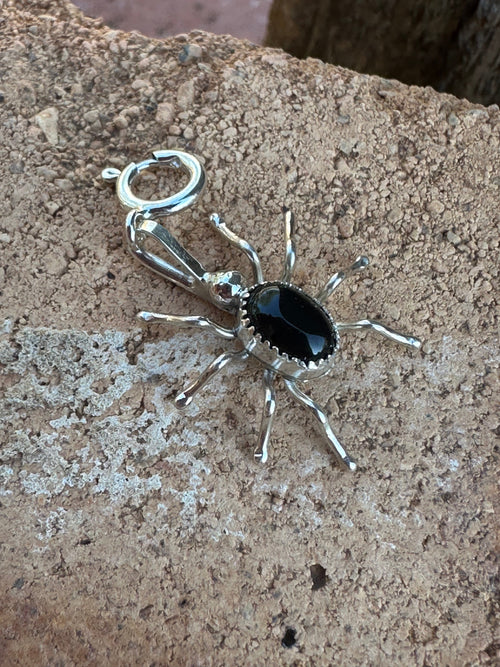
137, 312, 236, 340
281, 208, 296, 283
316, 255, 369, 304
254, 369, 277, 463
336, 319, 421, 349
284, 380, 357, 471
175, 349, 249, 409
209, 213, 264, 284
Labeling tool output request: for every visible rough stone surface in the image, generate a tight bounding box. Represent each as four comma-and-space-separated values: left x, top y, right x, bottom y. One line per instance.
0, 1, 498, 665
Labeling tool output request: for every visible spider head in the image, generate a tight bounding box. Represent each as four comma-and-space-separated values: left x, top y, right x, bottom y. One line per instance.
204, 270, 247, 311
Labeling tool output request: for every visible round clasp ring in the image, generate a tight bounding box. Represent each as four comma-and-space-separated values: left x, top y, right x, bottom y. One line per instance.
106, 149, 206, 218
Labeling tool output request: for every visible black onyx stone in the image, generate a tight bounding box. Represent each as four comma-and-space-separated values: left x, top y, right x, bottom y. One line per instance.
245, 282, 336, 363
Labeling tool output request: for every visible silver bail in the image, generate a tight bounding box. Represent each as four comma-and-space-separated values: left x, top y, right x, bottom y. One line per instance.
102, 149, 246, 312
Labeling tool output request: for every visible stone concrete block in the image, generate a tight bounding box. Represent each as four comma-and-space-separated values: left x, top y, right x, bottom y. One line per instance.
0, 1, 498, 664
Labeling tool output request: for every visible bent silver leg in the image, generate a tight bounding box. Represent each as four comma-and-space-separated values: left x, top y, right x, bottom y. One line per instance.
284, 380, 357, 471
281, 208, 296, 283
209, 213, 264, 285
175, 349, 249, 409
336, 319, 422, 349
254, 369, 277, 463
316, 255, 369, 304
137, 311, 236, 340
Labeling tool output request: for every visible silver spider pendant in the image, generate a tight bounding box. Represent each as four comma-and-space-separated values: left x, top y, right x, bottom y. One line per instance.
103, 150, 421, 471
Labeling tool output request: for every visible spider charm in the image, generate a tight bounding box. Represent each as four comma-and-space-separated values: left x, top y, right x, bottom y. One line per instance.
103, 150, 421, 471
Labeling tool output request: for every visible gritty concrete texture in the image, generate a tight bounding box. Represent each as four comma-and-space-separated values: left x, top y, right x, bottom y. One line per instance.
0, 1, 498, 665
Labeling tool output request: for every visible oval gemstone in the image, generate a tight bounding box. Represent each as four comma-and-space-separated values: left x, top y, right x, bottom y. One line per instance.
245, 283, 336, 363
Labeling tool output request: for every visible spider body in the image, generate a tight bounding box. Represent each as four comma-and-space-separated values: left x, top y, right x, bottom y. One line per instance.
238, 281, 339, 379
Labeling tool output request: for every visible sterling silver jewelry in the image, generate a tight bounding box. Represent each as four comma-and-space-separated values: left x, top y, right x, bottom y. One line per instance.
103, 150, 421, 471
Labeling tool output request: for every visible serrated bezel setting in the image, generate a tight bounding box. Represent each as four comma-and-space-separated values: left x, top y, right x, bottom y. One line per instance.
237, 281, 340, 380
